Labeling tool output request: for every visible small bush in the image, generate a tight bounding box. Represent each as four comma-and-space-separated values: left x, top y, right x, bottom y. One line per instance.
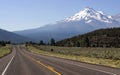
51, 49, 54, 52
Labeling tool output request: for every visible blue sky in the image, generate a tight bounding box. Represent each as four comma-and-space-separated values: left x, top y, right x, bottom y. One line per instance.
0, 0, 119, 31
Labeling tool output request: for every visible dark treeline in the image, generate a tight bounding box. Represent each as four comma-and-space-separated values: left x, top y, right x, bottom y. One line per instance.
0, 41, 11, 46
25, 38, 56, 46
56, 28, 120, 48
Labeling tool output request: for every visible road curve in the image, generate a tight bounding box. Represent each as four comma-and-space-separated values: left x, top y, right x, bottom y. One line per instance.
0, 45, 120, 75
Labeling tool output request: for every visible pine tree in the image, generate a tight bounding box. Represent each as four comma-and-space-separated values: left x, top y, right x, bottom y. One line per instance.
50, 38, 56, 46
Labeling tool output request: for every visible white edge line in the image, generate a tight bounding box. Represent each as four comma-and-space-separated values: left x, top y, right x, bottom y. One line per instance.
69, 62, 117, 75
1, 55, 15, 75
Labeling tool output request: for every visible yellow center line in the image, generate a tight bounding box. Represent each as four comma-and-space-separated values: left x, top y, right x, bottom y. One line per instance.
27, 55, 61, 75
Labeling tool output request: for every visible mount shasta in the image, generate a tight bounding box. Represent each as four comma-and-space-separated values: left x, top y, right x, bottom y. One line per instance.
13, 7, 120, 42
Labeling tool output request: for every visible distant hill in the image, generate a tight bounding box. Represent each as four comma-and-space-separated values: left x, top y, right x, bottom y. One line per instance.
0, 29, 32, 43
56, 28, 120, 47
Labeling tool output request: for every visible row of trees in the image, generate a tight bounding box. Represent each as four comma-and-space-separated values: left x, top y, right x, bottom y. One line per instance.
0, 41, 11, 46
38, 38, 56, 46
26, 38, 56, 46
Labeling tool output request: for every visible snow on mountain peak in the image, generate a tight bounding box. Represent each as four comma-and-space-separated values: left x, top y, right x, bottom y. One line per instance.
65, 7, 113, 23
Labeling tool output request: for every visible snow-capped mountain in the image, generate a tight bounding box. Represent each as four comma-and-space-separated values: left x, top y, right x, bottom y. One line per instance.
15, 7, 120, 42
66, 7, 113, 23
66, 7, 120, 28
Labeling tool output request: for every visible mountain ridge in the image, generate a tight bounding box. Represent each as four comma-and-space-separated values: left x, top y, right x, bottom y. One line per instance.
14, 7, 120, 42
0, 28, 32, 43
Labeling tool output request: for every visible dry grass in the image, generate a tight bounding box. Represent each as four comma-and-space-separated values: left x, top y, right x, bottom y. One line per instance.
26, 45, 120, 68
0, 45, 11, 58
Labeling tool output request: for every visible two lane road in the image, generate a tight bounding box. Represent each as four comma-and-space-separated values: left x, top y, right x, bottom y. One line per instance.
0, 45, 120, 75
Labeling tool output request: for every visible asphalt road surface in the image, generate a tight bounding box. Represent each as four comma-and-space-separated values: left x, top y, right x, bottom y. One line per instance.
0, 45, 120, 75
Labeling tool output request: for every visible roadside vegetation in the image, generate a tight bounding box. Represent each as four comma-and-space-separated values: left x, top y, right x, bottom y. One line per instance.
26, 45, 120, 68
0, 45, 12, 58
0, 40, 11, 58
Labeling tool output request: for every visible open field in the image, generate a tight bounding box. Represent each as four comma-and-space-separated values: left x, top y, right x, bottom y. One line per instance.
26, 45, 120, 68
0, 45, 12, 58
35, 45, 120, 60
